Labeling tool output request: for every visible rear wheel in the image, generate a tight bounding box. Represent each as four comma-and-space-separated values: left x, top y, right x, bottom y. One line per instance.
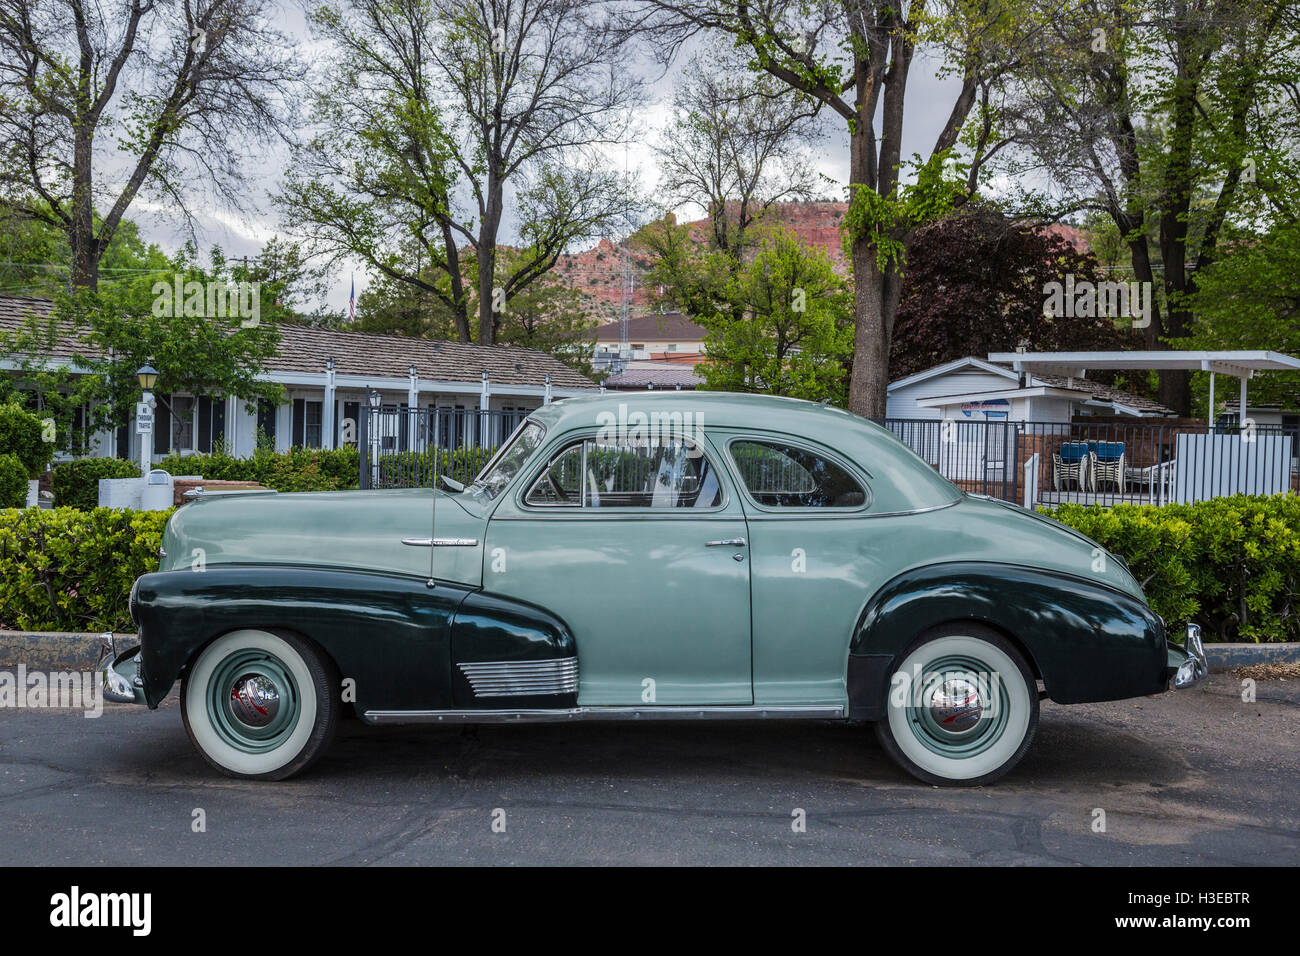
181, 629, 338, 781
875, 624, 1038, 786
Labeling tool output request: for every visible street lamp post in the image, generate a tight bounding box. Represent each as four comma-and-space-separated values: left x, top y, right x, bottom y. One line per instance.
136, 364, 159, 476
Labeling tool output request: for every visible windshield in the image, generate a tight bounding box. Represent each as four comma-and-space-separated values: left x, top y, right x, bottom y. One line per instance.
468, 420, 545, 500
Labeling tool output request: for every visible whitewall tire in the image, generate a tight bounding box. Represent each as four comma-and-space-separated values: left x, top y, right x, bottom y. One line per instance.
876, 624, 1038, 786
181, 629, 339, 780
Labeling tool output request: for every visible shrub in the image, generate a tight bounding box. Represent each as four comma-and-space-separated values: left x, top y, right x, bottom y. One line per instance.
0, 453, 28, 509
156, 445, 362, 492
0, 401, 55, 477
1045, 494, 1300, 642
51, 457, 142, 510
0, 506, 171, 631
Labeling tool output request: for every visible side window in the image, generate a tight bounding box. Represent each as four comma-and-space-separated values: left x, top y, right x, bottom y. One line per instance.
524, 437, 723, 509
524, 443, 583, 507
729, 440, 866, 508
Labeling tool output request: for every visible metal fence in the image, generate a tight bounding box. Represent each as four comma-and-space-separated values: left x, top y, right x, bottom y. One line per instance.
359, 405, 526, 489
879, 418, 1299, 508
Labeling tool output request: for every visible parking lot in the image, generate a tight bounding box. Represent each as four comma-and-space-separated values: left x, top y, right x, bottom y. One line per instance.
1, 673, 1297, 865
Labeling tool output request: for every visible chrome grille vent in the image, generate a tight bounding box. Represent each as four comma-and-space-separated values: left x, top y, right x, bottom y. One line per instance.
458, 658, 579, 697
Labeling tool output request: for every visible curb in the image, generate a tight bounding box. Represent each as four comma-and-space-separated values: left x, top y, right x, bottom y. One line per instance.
1204, 642, 1300, 672
0, 631, 134, 671
3, 629, 1298, 674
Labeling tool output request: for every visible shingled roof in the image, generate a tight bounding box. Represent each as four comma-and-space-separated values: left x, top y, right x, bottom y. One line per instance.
594, 312, 706, 343
0, 294, 596, 389
604, 364, 703, 390
1028, 372, 1174, 415
270, 323, 596, 388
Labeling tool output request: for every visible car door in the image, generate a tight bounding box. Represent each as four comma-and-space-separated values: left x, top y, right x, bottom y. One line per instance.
483, 429, 753, 705
714, 430, 876, 707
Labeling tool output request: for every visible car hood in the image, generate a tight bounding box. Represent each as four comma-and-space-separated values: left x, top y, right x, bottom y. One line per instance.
159, 488, 486, 587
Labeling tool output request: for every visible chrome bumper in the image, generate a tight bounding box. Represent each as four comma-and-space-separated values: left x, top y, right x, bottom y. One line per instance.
1166, 623, 1208, 689
97, 633, 147, 705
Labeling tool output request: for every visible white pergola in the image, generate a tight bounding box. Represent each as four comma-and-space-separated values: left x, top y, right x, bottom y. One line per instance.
987, 350, 1300, 422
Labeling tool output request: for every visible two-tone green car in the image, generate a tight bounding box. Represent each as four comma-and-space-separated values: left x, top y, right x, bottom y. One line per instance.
103, 392, 1207, 785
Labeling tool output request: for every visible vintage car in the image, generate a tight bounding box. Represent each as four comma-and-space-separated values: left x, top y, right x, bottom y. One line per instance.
102, 392, 1206, 785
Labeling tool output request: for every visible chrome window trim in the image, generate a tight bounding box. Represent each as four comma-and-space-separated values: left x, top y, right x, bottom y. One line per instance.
721, 434, 873, 515
514, 428, 732, 515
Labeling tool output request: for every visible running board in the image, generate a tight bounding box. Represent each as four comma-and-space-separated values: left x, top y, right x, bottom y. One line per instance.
362, 705, 845, 725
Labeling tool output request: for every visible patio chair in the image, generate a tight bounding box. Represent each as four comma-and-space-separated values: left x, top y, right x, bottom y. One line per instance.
1052, 442, 1090, 491
1087, 442, 1125, 492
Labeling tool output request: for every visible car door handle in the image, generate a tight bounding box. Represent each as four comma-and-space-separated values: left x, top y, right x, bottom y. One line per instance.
705, 538, 746, 547
401, 537, 480, 547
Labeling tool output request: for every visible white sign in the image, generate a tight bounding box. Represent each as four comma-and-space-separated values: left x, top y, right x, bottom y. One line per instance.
136, 402, 154, 434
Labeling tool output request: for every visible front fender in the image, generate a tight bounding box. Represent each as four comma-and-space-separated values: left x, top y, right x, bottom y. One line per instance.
847, 562, 1167, 718
131, 565, 472, 711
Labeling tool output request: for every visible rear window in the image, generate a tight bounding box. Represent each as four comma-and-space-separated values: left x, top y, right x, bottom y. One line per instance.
729, 440, 866, 508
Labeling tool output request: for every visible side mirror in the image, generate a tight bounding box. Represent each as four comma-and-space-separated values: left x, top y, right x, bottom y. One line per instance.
438, 474, 465, 492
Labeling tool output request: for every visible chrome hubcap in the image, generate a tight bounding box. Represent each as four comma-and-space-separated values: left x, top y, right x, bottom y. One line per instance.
229, 674, 281, 728
927, 678, 984, 733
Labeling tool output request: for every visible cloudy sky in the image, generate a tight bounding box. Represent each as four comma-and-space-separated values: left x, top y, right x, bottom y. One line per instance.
127, 4, 963, 315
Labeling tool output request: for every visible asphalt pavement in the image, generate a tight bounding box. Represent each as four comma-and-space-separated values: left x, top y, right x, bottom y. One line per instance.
1, 674, 1298, 865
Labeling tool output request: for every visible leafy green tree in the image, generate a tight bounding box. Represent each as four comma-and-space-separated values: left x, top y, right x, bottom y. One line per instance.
1184, 220, 1300, 409
691, 230, 853, 403
1000, 0, 1300, 414
622, 0, 1046, 417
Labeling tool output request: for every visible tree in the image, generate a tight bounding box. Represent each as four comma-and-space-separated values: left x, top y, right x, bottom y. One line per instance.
622, 0, 1043, 416
672, 228, 854, 403
1000, 0, 1300, 414
0, 0, 303, 290
0, 248, 283, 451
278, 0, 641, 345
890, 207, 1128, 379
1184, 220, 1300, 409
655, 40, 822, 258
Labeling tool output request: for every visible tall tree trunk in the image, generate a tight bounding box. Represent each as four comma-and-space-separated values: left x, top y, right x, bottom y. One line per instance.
70, 123, 99, 291
846, 107, 891, 418
477, 175, 503, 345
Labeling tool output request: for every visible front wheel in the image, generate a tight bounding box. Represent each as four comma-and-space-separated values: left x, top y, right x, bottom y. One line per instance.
181, 629, 339, 780
875, 625, 1038, 786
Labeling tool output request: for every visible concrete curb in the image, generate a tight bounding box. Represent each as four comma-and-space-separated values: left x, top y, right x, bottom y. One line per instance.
1204, 642, 1300, 672
3, 629, 1298, 674
0, 631, 134, 671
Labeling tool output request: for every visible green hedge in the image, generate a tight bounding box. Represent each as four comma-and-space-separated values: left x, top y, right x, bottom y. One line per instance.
51, 457, 142, 510
156, 446, 361, 492
0, 506, 170, 632
0, 402, 55, 477
1046, 495, 1300, 643
0, 454, 28, 509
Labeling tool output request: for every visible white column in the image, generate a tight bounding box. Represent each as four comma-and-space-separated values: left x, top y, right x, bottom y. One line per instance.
1208, 372, 1215, 426
407, 365, 420, 450
322, 359, 337, 450
479, 371, 491, 446
543, 373, 552, 405
1240, 374, 1249, 427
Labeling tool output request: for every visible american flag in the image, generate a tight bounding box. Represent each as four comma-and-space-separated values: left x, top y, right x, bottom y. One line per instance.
348, 274, 356, 322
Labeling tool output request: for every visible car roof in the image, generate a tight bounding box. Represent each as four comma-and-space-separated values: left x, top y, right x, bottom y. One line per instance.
525, 391, 962, 513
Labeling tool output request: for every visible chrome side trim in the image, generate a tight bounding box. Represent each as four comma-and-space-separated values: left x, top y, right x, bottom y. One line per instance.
402, 537, 481, 547
458, 658, 579, 697
362, 704, 846, 724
